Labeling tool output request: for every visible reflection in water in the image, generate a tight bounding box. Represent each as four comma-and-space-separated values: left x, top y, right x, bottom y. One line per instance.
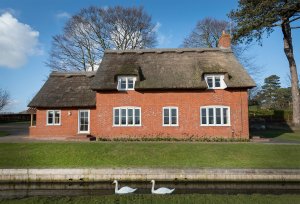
0, 181, 300, 199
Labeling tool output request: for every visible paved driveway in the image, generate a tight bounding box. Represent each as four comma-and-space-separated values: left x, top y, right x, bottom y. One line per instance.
0, 122, 30, 142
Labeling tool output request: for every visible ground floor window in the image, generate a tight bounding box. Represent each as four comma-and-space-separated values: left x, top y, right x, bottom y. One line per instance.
163, 107, 178, 126
113, 107, 141, 126
200, 106, 230, 126
47, 110, 61, 125
78, 110, 90, 133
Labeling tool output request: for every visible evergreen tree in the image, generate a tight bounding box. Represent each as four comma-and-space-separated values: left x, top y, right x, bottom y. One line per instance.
256, 75, 281, 109
229, 0, 300, 125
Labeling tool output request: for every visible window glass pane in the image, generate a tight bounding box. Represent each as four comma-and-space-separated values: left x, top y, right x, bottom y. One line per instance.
48, 111, 53, 124
134, 109, 140, 125
201, 108, 207, 124
171, 116, 177, 125
83, 125, 88, 131
120, 78, 126, 89
163, 109, 169, 117
171, 108, 177, 125
128, 109, 133, 125
121, 109, 126, 125
54, 111, 60, 124
208, 108, 214, 124
207, 77, 213, 88
163, 108, 170, 125
223, 108, 228, 124
128, 78, 134, 89
216, 108, 221, 124
171, 108, 177, 117
114, 109, 119, 125
164, 116, 169, 125
80, 124, 88, 131
215, 77, 221, 87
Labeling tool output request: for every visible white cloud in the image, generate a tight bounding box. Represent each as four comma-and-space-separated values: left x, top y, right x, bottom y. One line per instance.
0, 12, 40, 68
153, 22, 173, 47
0, 8, 19, 16
153, 22, 161, 32
55, 11, 71, 19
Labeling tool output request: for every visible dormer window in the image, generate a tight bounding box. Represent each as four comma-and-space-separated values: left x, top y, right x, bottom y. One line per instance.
117, 76, 136, 91
205, 74, 227, 89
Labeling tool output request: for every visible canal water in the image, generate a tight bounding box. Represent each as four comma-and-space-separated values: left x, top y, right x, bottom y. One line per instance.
1, 181, 300, 199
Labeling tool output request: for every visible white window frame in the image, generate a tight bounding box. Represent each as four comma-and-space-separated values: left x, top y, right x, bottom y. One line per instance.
200, 106, 230, 126
162, 107, 179, 126
117, 76, 137, 91
113, 106, 141, 127
204, 74, 227, 89
78, 109, 90, 134
46, 110, 61, 126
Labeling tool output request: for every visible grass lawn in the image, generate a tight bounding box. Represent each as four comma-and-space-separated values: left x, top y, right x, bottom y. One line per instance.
0, 131, 8, 137
1, 194, 300, 204
251, 129, 300, 142
0, 142, 299, 168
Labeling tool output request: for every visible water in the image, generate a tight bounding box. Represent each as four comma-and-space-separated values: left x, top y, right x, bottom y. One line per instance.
1, 181, 300, 199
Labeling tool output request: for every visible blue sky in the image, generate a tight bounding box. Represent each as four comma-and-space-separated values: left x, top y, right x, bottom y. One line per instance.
0, 0, 299, 112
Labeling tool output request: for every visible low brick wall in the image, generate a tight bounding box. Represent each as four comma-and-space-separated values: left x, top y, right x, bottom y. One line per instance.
1, 168, 300, 183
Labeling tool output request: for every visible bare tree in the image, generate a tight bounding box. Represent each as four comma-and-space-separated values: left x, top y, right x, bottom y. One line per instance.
0, 89, 9, 111
182, 18, 228, 48
182, 17, 261, 80
103, 6, 156, 50
48, 6, 157, 72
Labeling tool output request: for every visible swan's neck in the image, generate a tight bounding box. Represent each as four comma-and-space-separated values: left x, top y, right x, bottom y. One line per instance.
151, 181, 155, 193
114, 181, 118, 192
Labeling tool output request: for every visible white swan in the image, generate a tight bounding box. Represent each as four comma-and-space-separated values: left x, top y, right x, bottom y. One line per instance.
112, 180, 137, 194
151, 180, 175, 194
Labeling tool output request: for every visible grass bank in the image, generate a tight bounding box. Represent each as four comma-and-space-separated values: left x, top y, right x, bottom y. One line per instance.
251, 129, 300, 142
1, 194, 300, 204
0, 142, 299, 168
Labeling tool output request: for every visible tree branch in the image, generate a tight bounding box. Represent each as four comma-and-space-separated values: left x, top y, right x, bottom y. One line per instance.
289, 16, 300, 23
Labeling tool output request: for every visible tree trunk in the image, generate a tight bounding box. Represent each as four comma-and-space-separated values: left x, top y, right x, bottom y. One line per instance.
281, 19, 300, 126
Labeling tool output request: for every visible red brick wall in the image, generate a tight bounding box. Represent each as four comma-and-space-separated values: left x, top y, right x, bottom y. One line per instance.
30, 89, 249, 139
94, 89, 249, 139
30, 108, 96, 137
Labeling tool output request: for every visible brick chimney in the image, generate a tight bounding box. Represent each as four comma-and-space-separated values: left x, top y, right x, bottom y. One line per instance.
218, 31, 231, 49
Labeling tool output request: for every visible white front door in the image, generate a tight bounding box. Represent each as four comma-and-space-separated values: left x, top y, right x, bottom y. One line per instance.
78, 110, 90, 134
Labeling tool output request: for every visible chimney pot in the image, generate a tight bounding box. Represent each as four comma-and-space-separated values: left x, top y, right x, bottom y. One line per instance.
218, 30, 231, 49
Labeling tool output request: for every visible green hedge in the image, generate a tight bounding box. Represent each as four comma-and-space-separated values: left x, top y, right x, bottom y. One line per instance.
249, 109, 292, 122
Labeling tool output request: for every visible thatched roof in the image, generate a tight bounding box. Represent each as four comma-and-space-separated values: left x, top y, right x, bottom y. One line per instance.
91, 48, 255, 90
28, 72, 96, 108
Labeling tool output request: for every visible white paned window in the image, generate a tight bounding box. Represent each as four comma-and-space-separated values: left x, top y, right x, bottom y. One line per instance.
200, 106, 230, 126
78, 110, 90, 133
47, 110, 61, 125
163, 107, 178, 126
113, 107, 141, 126
205, 74, 227, 89
117, 76, 136, 91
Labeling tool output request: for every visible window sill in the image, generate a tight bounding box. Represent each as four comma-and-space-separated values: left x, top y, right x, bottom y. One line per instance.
200, 124, 231, 127
162, 125, 179, 127
113, 125, 142, 127
46, 124, 61, 126
207, 87, 226, 90
117, 89, 135, 91
78, 132, 90, 134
